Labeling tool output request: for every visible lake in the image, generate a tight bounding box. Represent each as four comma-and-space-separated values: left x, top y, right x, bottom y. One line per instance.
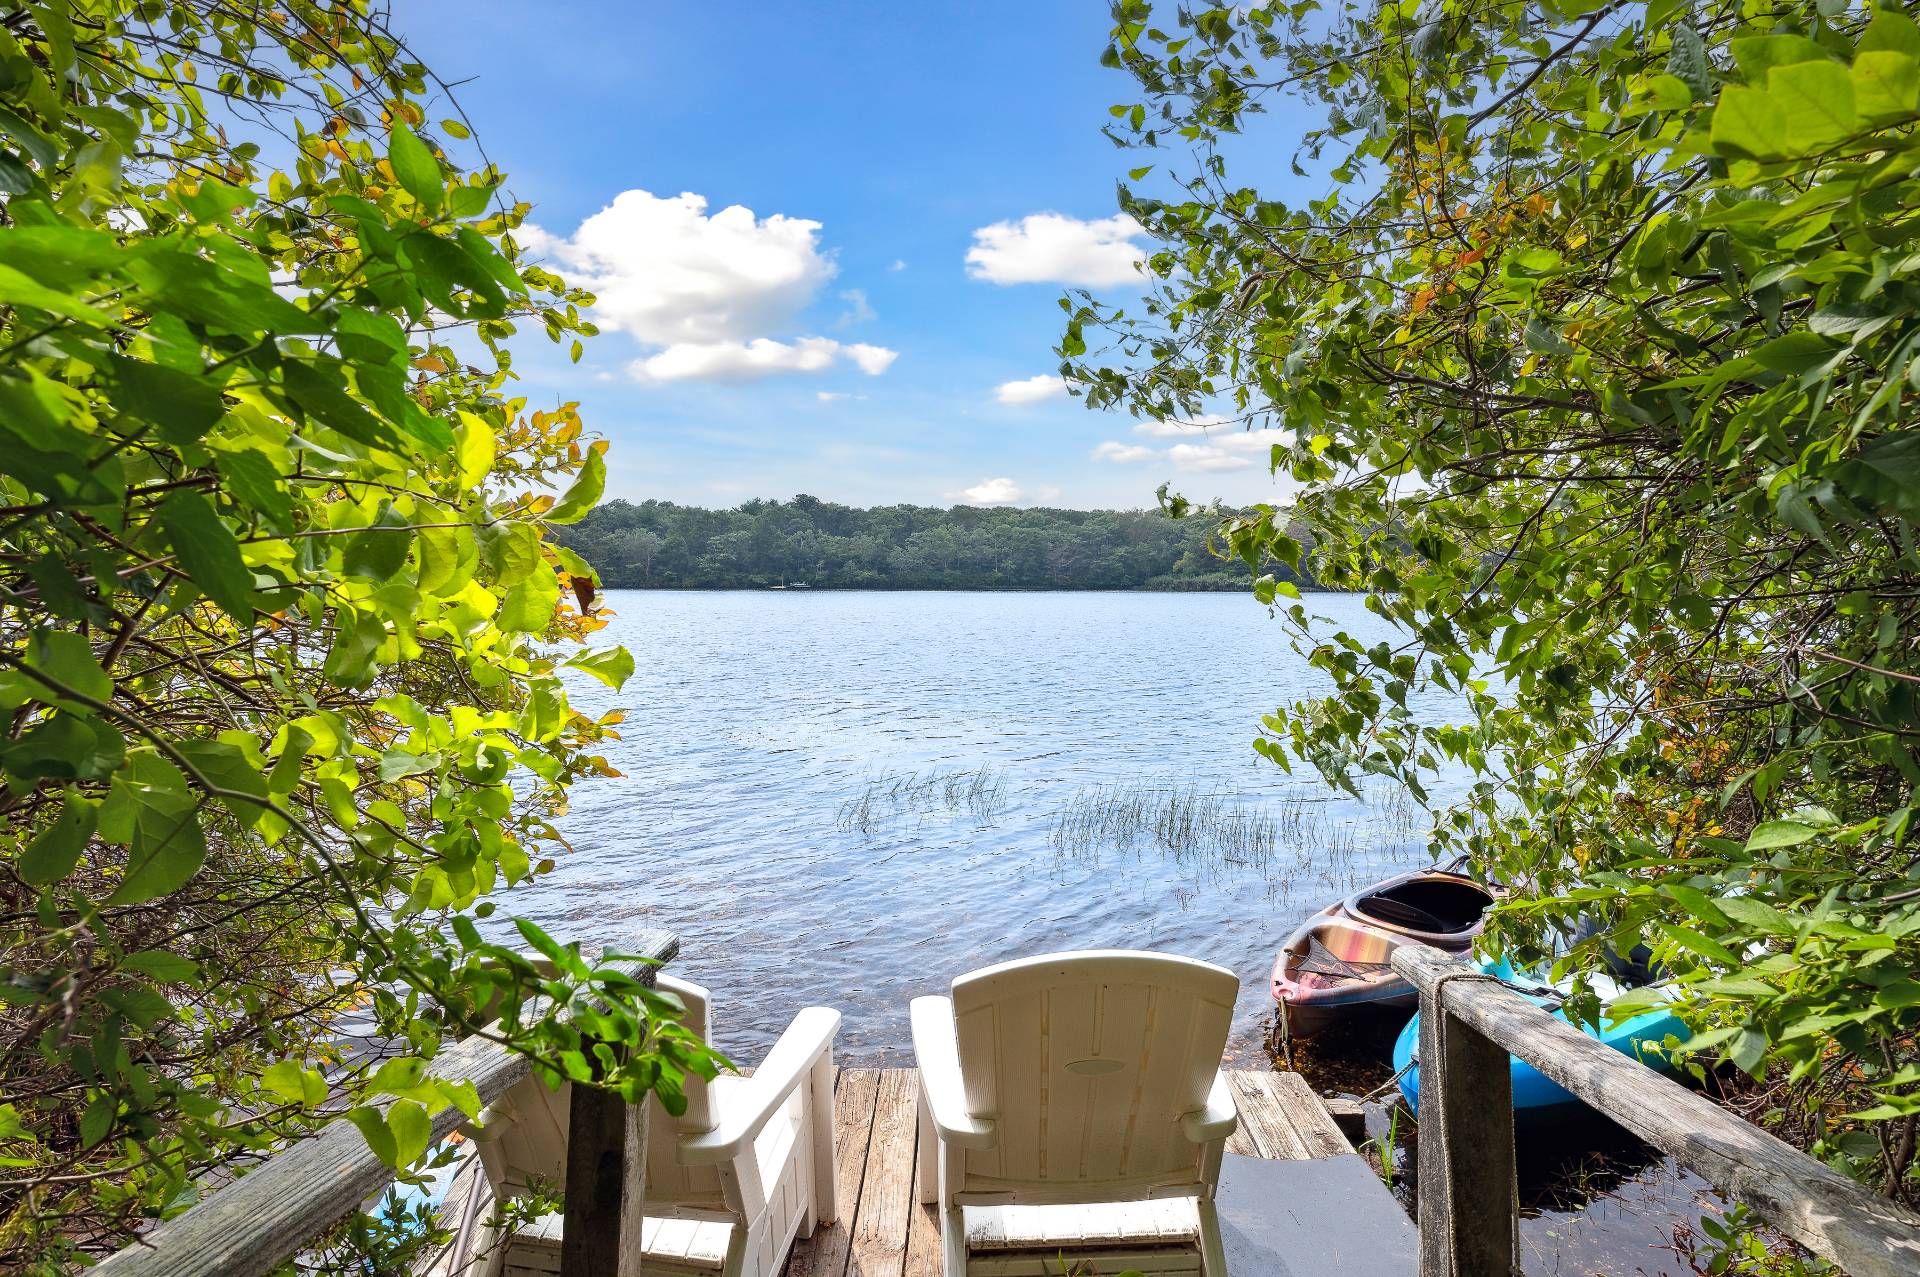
529, 588, 1725, 1276
542, 589, 1467, 1061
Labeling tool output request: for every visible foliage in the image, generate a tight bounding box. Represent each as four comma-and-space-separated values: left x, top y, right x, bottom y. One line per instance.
1076, 0, 1920, 1210
0, 2, 715, 1267
561, 495, 1313, 591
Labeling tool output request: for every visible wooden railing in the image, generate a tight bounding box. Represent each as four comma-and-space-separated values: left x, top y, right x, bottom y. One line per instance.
1392, 946, 1920, 1277
94, 929, 677, 1277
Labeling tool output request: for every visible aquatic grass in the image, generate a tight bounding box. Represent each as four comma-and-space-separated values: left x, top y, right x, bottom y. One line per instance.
836, 765, 1009, 834
1048, 782, 1279, 865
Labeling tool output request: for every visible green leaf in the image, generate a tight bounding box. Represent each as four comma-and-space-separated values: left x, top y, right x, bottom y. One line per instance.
173, 738, 268, 825
1850, 50, 1920, 123
24, 630, 113, 707
1766, 60, 1859, 154
0, 371, 119, 504
497, 569, 560, 634
545, 445, 606, 524
1666, 25, 1711, 101
125, 250, 320, 336
1860, 8, 1920, 59
1834, 430, 1920, 520
1728, 1025, 1768, 1077
121, 949, 200, 982
378, 749, 439, 782
385, 1099, 432, 1169
566, 646, 635, 690
1730, 35, 1830, 82
277, 358, 407, 454
1875, 979, 1920, 1008
101, 757, 211, 906
343, 1104, 397, 1166
0, 712, 125, 789
1717, 895, 1798, 936
1750, 331, 1841, 373
388, 126, 443, 215
1745, 819, 1819, 850
79, 1094, 114, 1149
212, 448, 292, 534
157, 490, 256, 623
18, 789, 97, 884
417, 522, 477, 596
0, 261, 114, 327
455, 415, 496, 489
105, 356, 225, 447
342, 505, 413, 581
478, 521, 542, 585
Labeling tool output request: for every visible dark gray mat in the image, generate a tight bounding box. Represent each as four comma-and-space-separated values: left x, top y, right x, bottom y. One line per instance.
1216, 1151, 1418, 1276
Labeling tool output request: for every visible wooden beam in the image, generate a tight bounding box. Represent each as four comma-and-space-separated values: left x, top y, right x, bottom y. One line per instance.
96, 930, 678, 1277
1413, 983, 1516, 1277
561, 1081, 648, 1277
1393, 946, 1920, 1277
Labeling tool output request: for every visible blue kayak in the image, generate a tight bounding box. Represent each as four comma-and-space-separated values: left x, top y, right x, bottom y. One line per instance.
1393, 959, 1690, 1115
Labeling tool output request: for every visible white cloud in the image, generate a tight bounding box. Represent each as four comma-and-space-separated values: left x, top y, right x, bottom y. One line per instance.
953, 477, 1023, 505
524, 189, 897, 384
845, 343, 899, 375
1132, 419, 1277, 454
527, 190, 830, 345
994, 374, 1067, 405
890, 259, 908, 272
1092, 441, 1156, 463
817, 390, 869, 403
631, 337, 900, 383
966, 212, 1147, 287
1168, 443, 1252, 472
837, 288, 875, 327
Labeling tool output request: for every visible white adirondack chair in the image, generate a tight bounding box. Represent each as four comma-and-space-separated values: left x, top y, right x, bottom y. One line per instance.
464, 975, 840, 1277
911, 950, 1241, 1277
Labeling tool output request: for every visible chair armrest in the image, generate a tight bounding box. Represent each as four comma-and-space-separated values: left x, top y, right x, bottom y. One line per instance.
679, 1006, 840, 1165
1180, 1071, 1238, 1145
909, 996, 995, 1149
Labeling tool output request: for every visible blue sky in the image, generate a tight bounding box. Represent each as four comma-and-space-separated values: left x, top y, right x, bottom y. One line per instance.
405, 2, 1303, 511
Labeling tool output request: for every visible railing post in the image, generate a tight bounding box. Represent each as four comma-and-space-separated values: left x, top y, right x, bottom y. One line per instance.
561, 1082, 648, 1277
1415, 976, 1518, 1277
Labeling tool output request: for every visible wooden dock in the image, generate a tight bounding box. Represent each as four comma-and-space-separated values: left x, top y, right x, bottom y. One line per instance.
786, 1067, 1354, 1276
422, 1065, 1371, 1277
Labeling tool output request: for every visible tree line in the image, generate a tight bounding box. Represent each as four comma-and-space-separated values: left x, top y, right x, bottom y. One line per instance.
556, 496, 1316, 591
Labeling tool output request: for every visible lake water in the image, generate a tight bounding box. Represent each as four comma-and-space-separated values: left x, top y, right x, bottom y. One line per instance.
538, 589, 1464, 1061
521, 588, 1726, 1276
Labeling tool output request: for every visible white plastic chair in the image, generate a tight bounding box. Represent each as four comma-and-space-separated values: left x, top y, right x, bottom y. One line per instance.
911, 950, 1241, 1277
465, 975, 840, 1277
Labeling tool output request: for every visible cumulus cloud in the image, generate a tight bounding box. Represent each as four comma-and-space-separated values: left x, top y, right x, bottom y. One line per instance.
1093, 421, 1272, 472
845, 343, 899, 375
966, 213, 1147, 287
1168, 443, 1252, 472
954, 477, 1023, 505
1132, 419, 1278, 456
524, 188, 896, 382
994, 374, 1068, 405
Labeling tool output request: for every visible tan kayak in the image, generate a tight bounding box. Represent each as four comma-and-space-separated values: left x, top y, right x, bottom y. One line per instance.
1270, 866, 1498, 1036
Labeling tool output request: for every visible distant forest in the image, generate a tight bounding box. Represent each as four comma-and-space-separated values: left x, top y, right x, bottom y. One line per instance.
557, 497, 1316, 591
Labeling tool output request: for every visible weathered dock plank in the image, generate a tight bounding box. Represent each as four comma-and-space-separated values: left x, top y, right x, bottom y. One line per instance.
846, 1068, 919, 1277
782, 1067, 1353, 1274
788, 1067, 881, 1277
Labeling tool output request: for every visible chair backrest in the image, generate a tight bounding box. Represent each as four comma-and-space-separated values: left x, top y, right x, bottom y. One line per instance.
472, 974, 726, 1211
948, 950, 1238, 1199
